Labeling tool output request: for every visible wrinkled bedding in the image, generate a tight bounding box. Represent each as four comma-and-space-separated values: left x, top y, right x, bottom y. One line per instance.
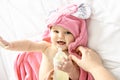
0, 0, 120, 80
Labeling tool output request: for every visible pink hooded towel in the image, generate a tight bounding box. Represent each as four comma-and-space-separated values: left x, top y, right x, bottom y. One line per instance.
14, 52, 42, 80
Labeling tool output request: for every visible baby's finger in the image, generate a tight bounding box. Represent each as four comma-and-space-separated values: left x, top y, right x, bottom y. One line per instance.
0, 41, 6, 48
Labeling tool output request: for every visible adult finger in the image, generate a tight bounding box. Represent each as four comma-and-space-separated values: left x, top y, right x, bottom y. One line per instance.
69, 55, 81, 67
77, 46, 87, 54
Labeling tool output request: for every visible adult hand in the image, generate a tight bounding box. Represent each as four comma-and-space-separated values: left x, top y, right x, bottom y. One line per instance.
69, 46, 103, 73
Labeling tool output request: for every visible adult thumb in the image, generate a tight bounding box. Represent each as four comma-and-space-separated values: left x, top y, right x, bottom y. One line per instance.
69, 55, 81, 67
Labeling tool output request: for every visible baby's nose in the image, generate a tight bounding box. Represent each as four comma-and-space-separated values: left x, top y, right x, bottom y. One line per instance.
58, 33, 64, 38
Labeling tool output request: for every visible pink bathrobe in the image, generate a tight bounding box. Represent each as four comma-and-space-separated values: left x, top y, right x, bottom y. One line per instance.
14, 4, 93, 80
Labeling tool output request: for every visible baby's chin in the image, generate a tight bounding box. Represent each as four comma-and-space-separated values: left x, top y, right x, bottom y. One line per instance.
56, 46, 68, 51
53, 43, 68, 51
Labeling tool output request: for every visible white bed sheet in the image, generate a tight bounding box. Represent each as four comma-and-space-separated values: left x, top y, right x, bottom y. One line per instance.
87, 0, 120, 79
0, 0, 120, 80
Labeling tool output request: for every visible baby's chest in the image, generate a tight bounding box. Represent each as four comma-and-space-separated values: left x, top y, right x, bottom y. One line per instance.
41, 53, 54, 67
39, 54, 54, 79
39, 54, 54, 76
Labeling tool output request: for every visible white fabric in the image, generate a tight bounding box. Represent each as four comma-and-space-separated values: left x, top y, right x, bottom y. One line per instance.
87, 0, 120, 79
0, 0, 120, 80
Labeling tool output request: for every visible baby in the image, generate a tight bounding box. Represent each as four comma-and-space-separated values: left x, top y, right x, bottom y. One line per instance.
0, 4, 92, 80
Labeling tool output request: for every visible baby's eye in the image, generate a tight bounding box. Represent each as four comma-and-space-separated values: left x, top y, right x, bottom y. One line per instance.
53, 30, 59, 33
65, 31, 72, 34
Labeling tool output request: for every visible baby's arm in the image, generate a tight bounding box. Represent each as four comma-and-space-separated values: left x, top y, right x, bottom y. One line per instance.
0, 36, 50, 52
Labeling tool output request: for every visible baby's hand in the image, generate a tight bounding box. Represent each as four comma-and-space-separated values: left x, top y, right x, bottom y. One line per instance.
0, 36, 9, 48
57, 58, 79, 80
57, 58, 73, 72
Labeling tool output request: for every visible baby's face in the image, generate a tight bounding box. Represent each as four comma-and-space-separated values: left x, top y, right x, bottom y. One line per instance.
50, 25, 75, 51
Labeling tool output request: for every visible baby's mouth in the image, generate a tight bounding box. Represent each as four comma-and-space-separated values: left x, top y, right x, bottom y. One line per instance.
57, 41, 66, 45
